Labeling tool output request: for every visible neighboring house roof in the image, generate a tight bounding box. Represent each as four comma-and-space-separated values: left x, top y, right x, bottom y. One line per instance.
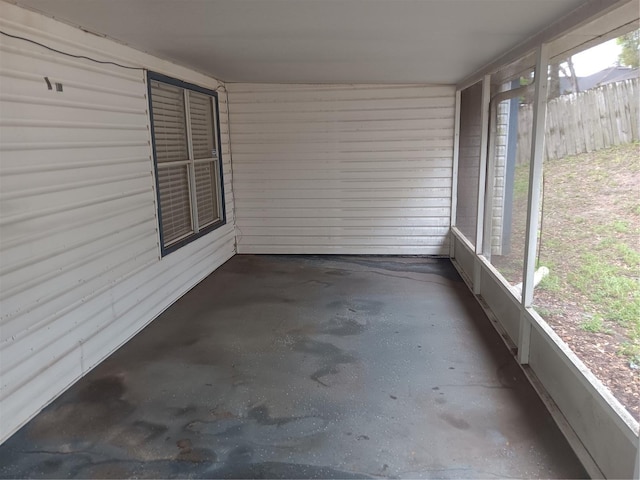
560, 66, 640, 94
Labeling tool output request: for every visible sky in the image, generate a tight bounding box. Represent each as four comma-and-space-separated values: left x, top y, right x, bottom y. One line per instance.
570, 38, 622, 76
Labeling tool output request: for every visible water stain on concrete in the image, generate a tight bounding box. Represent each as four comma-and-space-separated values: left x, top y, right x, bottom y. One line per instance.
113, 421, 168, 448
326, 299, 384, 316
28, 375, 134, 441
186, 418, 244, 437
171, 405, 199, 417
71, 458, 210, 479
439, 413, 470, 430
301, 279, 332, 288
497, 362, 520, 389
207, 461, 371, 479
185, 404, 328, 449
294, 339, 355, 361
320, 315, 368, 336
326, 256, 461, 282
293, 338, 358, 387
77, 375, 125, 402
310, 365, 340, 386
324, 269, 351, 277
175, 437, 216, 464
37, 458, 62, 474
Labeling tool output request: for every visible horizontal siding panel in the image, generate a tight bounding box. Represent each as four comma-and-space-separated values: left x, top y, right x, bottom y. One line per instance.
232, 138, 452, 154
237, 206, 451, 217
1, 232, 159, 337
240, 235, 447, 246
235, 197, 450, 209
1, 219, 157, 302
0, 7, 235, 444
0, 159, 150, 192
0, 154, 149, 175
231, 118, 454, 134
231, 107, 454, 123
0, 143, 151, 171
0, 139, 149, 152
0, 125, 148, 144
234, 188, 451, 200
230, 128, 453, 143
0, 191, 152, 247
0, 93, 145, 116
0, 42, 143, 83
0, 117, 148, 130
238, 245, 449, 256
2, 351, 84, 433
235, 167, 452, 180
232, 149, 453, 161
239, 226, 450, 237
0, 42, 149, 112
232, 158, 453, 171
1, 171, 151, 201
230, 96, 455, 113
234, 178, 451, 190
228, 83, 454, 96
1, 203, 155, 275
238, 217, 450, 227
230, 83, 454, 254
1, 176, 153, 223
0, 100, 149, 130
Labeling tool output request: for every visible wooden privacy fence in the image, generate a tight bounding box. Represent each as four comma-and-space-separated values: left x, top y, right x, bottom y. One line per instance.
516, 77, 639, 164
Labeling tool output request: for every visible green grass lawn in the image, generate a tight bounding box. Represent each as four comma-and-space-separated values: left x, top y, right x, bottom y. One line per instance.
534, 143, 640, 363
490, 142, 640, 362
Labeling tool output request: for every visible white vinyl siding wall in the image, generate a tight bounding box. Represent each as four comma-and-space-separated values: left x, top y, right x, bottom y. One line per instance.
228, 84, 455, 255
0, 3, 235, 443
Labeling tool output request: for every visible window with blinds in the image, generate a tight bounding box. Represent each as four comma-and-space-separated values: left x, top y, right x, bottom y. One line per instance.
147, 72, 225, 255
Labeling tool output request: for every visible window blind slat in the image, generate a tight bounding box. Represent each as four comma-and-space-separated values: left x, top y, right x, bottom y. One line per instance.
157, 165, 193, 245
188, 91, 215, 160
151, 81, 189, 164
195, 161, 218, 227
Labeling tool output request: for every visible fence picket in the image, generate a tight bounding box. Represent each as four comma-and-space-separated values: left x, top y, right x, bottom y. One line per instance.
515, 78, 639, 163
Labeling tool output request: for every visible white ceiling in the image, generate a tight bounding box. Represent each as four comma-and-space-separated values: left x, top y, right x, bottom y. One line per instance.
13, 0, 588, 84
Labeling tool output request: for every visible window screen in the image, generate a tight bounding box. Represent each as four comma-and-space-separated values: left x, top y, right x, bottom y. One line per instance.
455, 81, 484, 246
148, 72, 225, 255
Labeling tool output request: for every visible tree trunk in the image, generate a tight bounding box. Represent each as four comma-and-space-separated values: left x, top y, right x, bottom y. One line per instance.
549, 61, 561, 99
567, 57, 579, 93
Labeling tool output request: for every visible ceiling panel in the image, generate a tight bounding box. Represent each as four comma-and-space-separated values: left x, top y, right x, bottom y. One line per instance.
11, 0, 587, 83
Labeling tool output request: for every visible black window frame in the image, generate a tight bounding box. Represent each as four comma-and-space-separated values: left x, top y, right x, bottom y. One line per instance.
147, 70, 226, 256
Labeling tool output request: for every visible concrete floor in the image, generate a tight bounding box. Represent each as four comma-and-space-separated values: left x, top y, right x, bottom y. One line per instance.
0, 255, 586, 479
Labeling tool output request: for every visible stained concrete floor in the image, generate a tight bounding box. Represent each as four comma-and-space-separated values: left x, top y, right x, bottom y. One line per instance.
0, 255, 586, 479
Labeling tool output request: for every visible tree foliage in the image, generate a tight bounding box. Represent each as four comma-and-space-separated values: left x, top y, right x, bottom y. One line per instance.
617, 30, 640, 68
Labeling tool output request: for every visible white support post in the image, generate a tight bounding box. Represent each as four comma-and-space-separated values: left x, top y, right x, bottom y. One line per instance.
450, 90, 461, 259
475, 75, 492, 255
518, 44, 550, 364
473, 75, 492, 294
